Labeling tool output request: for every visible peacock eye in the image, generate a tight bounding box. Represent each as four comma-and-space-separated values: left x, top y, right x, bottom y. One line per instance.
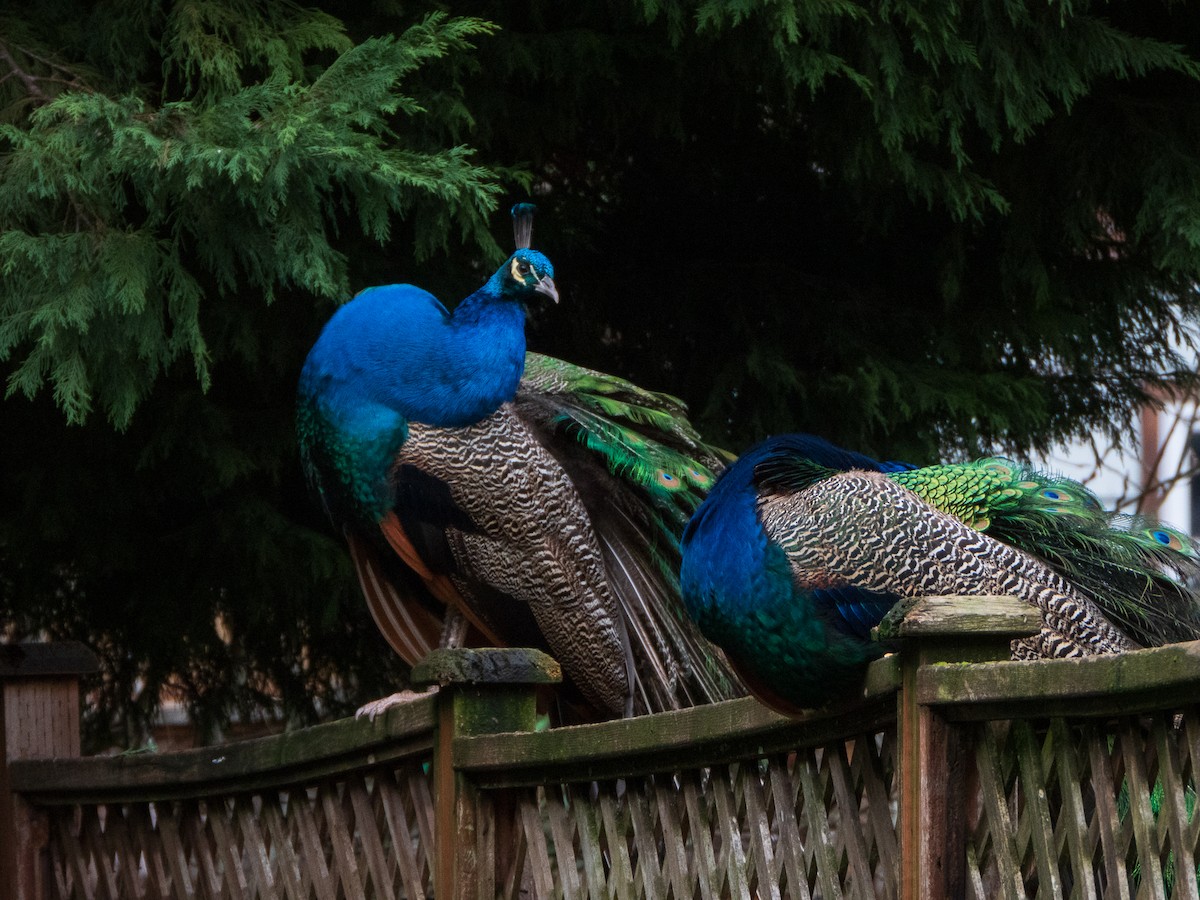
516, 260, 531, 276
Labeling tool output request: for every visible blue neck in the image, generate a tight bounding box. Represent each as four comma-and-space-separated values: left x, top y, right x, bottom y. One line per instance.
681, 459, 772, 624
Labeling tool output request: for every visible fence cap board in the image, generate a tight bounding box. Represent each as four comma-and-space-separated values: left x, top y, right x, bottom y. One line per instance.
10, 691, 437, 804
0, 642, 99, 678
411, 647, 561, 687
875, 595, 1040, 642
919, 638, 1200, 720
455, 655, 900, 788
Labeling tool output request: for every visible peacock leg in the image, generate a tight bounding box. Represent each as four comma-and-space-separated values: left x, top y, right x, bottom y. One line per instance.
440, 606, 470, 648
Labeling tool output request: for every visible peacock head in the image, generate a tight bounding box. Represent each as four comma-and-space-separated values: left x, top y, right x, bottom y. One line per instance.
493, 248, 559, 305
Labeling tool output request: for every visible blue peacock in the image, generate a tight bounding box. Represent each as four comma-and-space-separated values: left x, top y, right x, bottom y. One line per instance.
680, 433, 1200, 713
297, 205, 740, 718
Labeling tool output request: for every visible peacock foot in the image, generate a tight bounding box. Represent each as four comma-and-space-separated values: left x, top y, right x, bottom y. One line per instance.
355, 687, 438, 721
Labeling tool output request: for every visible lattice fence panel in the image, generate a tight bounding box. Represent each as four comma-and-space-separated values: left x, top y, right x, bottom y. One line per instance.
966, 707, 1200, 899
505, 727, 899, 899
44, 759, 435, 900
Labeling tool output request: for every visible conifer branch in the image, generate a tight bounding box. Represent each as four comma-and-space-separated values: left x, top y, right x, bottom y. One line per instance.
0, 39, 91, 104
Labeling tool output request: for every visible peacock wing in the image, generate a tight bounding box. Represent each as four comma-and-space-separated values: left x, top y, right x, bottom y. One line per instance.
752, 456, 903, 646
760, 469, 1135, 657
514, 353, 744, 712
394, 409, 634, 718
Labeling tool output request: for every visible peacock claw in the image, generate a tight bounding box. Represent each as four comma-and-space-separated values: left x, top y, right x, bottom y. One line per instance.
355, 687, 438, 721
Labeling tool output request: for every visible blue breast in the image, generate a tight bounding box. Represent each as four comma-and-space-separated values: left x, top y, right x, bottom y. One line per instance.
299, 283, 527, 428
297, 282, 527, 524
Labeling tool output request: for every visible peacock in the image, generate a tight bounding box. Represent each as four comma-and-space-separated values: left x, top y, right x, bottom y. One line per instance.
680, 432, 1200, 713
297, 204, 740, 719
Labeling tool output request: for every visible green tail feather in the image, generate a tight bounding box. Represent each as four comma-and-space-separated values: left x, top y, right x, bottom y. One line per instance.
892, 459, 1200, 647
520, 353, 727, 522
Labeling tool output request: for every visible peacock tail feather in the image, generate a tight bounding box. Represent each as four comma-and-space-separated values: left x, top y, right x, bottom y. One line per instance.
514, 352, 741, 712
519, 353, 727, 522
892, 458, 1200, 647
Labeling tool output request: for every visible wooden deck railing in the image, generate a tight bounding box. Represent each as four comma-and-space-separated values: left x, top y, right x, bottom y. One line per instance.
5, 596, 1200, 899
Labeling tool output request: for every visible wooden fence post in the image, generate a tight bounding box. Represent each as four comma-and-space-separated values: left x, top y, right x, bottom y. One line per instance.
879, 595, 1040, 900
411, 647, 562, 900
0, 642, 99, 900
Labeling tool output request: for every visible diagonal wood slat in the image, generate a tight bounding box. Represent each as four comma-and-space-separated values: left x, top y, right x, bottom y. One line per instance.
40, 760, 436, 900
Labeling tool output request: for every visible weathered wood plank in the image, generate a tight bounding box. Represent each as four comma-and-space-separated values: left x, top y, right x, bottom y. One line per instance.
518, 794, 556, 900
768, 760, 815, 900
829, 740, 876, 898
1083, 724, 1132, 900
626, 779, 667, 900
972, 725, 1025, 900
1117, 723, 1166, 900
683, 771, 722, 900
348, 779, 397, 900
209, 803, 250, 900
236, 795, 281, 900
106, 806, 145, 900
654, 774, 696, 900
965, 843, 987, 900
406, 766, 437, 883
0, 643, 99, 679
377, 775, 428, 900
797, 748, 844, 900
855, 733, 899, 900
456, 691, 897, 789
920, 641, 1200, 721
1184, 714, 1200, 877
496, 794, 528, 900
1011, 721, 1061, 898
156, 811, 195, 900
1046, 719, 1098, 900
876, 595, 1040, 642
186, 802, 225, 900
292, 792, 338, 900
12, 697, 437, 803
410, 647, 561, 688
321, 781, 366, 900
260, 799, 307, 900
54, 810, 96, 900
598, 789, 635, 900
1149, 717, 1199, 900
739, 762, 781, 900
79, 808, 118, 900
573, 786, 608, 900
710, 767, 751, 900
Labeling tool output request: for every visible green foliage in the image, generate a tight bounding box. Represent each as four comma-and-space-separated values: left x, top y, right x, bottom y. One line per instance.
489, 0, 1200, 461
5, 0, 1200, 742
0, 4, 502, 428
0, 0, 514, 746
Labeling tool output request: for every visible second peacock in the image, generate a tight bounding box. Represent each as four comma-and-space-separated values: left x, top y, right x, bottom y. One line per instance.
680, 433, 1200, 714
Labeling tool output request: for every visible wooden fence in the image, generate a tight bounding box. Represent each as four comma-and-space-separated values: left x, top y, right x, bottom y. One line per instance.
4, 595, 1200, 900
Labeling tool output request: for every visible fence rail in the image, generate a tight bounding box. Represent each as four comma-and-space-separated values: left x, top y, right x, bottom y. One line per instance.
5, 597, 1200, 899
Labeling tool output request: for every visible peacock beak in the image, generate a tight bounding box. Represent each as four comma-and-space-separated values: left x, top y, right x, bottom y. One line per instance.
535, 275, 559, 304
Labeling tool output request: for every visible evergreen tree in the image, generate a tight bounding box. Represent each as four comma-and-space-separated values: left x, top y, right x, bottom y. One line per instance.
0, 1, 513, 746
454, 0, 1200, 462
5, 0, 1200, 744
